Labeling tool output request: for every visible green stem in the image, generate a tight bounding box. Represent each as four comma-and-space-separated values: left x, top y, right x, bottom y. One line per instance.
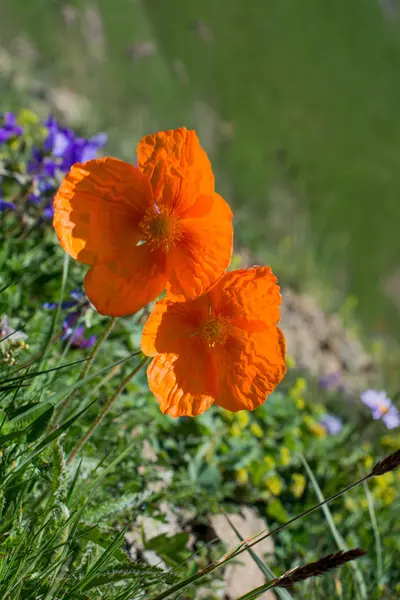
363, 480, 383, 585
66, 356, 148, 465
54, 316, 117, 424
235, 581, 277, 600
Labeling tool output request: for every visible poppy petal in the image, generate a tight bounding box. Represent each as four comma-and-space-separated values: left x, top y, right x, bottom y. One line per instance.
53, 158, 152, 264
137, 127, 214, 202
147, 351, 217, 417
209, 267, 282, 329
166, 192, 233, 301
84, 244, 167, 316
141, 298, 206, 357
214, 326, 286, 412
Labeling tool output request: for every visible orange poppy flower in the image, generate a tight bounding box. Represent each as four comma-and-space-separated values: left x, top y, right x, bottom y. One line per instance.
141, 267, 286, 417
53, 128, 233, 316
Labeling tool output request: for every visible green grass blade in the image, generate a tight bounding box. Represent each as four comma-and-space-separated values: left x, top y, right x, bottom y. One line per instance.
222, 510, 293, 600
300, 454, 367, 600
37, 252, 70, 370
363, 480, 383, 585
234, 581, 277, 600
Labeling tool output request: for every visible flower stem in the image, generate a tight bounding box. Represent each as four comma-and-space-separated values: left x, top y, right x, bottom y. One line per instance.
66, 356, 148, 465
54, 316, 117, 424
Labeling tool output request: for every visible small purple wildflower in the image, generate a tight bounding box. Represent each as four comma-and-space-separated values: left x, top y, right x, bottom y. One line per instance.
361, 389, 400, 430
27, 116, 107, 218
0, 181, 16, 211
319, 372, 346, 393
61, 312, 96, 350
0, 112, 23, 144
44, 290, 97, 349
42, 116, 107, 171
320, 414, 343, 435
0, 198, 16, 211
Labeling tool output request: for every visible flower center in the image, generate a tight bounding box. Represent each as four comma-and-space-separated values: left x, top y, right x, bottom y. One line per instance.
200, 314, 231, 348
139, 206, 180, 251
379, 403, 389, 415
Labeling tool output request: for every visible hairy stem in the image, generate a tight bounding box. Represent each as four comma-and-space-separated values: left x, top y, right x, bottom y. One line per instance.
54, 316, 117, 423
66, 356, 148, 465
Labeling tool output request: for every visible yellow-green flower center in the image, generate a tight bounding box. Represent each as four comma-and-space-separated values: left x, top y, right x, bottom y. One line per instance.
200, 315, 231, 348
140, 207, 181, 251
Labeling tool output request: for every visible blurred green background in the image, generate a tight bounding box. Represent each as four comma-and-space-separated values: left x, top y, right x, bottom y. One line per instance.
1, 0, 400, 336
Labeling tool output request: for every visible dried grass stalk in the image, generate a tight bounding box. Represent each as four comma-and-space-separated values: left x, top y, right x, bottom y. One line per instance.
372, 449, 400, 476
274, 548, 367, 589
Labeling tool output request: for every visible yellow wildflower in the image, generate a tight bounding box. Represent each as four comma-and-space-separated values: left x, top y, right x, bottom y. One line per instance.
18, 108, 40, 125
229, 424, 242, 437
264, 475, 284, 496
344, 497, 357, 512
286, 355, 296, 369
375, 471, 394, 489
280, 447, 291, 466
290, 473, 306, 498
380, 434, 399, 449
236, 468, 249, 486
296, 397, 305, 410
264, 455, 276, 470
295, 377, 307, 394
237, 411, 250, 428
304, 416, 327, 438
382, 488, 396, 505
364, 456, 374, 470
250, 423, 264, 438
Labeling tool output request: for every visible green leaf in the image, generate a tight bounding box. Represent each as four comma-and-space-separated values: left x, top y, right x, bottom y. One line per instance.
267, 499, 290, 523
52, 440, 66, 498
81, 565, 178, 590
1, 400, 97, 485
145, 532, 190, 565
76, 525, 131, 565
26, 405, 55, 443
1, 401, 54, 434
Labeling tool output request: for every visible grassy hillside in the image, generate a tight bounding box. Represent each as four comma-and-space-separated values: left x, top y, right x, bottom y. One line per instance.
2, 0, 400, 334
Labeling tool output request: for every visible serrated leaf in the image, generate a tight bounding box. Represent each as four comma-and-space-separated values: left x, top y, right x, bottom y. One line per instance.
2, 401, 54, 434
52, 440, 66, 498
26, 405, 54, 443
76, 525, 131, 565
85, 492, 147, 524
81, 565, 178, 590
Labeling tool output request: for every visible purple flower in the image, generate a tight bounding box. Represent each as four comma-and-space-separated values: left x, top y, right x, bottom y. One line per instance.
0, 199, 16, 211
44, 290, 97, 349
42, 116, 107, 171
320, 414, 343, 435
26, 116, 107, 218
319, 372, 346, 393
361, 389, 400, 430
0, 184, 16, 211
0, 112, 23, 144
61, 312, 96, 349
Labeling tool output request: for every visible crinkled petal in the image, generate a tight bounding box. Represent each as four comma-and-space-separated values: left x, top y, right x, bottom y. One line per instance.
209, 267, 282, 329
141, 298, 207, 357
53, 158, 152, 264
214, 326, 286, 412
84, 244, 167, 316
165, 192, 233, 301
147, 350, 217, 417
137, 127, 214, 211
